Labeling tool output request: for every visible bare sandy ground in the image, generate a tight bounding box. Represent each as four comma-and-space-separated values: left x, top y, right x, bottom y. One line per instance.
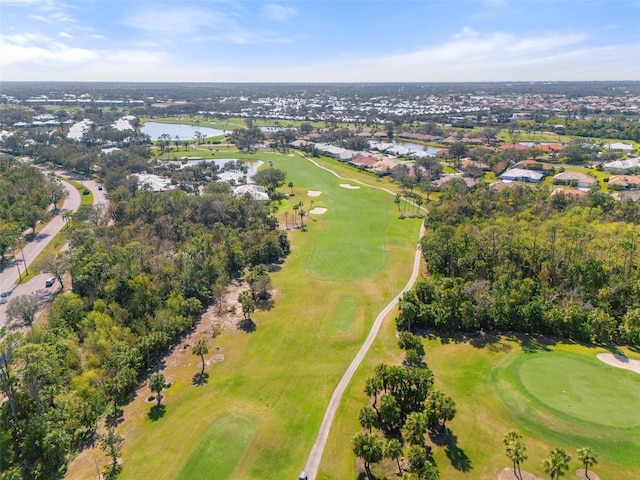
497, 468, 543, 480
339, 183, 360, 189
576, 468, 601, 480
596, 353, 640, 374
307, 190, 322, 197
309, 207, 327, 215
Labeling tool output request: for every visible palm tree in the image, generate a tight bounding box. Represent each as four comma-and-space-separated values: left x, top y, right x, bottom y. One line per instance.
577, 447, 597, 479
192, 339, 208, 380
359, 406, 377, 433
149, 373, 166, 407
292, 203, 299, 227
394, 194, 401, 213
288, 181, 294, 195
543, 448, 570, 480
352, 432, 384, 479
503, 431, 527, 480
384, 438, 403, 476
403, 411, 427, 447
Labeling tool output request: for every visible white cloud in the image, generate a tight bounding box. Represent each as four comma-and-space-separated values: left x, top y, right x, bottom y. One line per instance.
28, 14, 49, 22
0, 31, 167, 79
262, 4, 296, 22
3, 27, 639, 82
58, 31, 72, 38
454, 27, 479, 39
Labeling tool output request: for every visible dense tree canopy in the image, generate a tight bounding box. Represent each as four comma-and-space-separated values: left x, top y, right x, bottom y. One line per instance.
0, 170, 290, 478
397, 183, 640, 344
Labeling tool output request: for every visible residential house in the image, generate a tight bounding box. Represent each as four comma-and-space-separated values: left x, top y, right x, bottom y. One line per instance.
513, 160, 554, 172
432, 175, 478, 189
550, 188, 588, 199
552, 171, 597, 189
603, 156, 640, 174
607, 175, 640, 190
605, 142, 634, 153
349, 154, 379, 168
233, 184, 269, 201
500, 168, 544, 183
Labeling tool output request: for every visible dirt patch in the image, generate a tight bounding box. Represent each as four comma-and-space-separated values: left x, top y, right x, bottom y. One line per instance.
307, 190, 322, 197
596, 353, 640, 374
339, 183, 360, 189
576, 469, 601, 480
497, 468, 544, 480
309, 207, 327, 215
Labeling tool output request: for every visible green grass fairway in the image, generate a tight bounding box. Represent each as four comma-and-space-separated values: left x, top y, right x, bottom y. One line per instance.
65, 151, 420, 480
330, 297, 358, 333
175, 416, 255, 480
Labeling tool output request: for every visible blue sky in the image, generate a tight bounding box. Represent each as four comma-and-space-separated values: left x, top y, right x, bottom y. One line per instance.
1, 0, 639, 82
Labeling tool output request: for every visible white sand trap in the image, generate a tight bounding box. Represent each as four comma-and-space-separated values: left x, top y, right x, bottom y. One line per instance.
307, 190, 322, 197
339, 183, 360, 190
287, 154, 295, 157
310, 207, 327, 215
597, 353, 640, 374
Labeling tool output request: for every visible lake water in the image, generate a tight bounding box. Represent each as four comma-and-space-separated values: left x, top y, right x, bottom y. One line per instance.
393, 141, 442, 155
142, 122, 230, 140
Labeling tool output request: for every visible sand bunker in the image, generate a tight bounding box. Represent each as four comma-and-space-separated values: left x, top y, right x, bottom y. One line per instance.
339, 183, 360, 189
310, 207, 327, 215
597, 353, 640, 374
307, 190, 322, 197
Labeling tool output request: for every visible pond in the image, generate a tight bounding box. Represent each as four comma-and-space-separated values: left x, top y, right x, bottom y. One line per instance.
392, 140, 442, 156
142, 122, 230, 140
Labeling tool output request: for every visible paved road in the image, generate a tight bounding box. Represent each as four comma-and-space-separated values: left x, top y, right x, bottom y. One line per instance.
0, 174, 105, 327
301, 154, 426, 479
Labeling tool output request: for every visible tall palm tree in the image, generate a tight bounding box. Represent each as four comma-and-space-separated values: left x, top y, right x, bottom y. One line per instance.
192, 339, 208, 380
503, 431, 527, 480
577, 447, 597, 480
543, 448, 570, 480
384, 438, 403, 476
288, 181, 294, 195
149, 373, 166, 407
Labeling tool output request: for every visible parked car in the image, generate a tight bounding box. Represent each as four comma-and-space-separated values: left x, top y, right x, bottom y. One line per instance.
98, 185, 103, 190
45, 278, 55, 288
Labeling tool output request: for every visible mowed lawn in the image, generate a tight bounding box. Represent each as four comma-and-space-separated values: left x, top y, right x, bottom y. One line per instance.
64, 152, 421, 480
320, 334, 640, 480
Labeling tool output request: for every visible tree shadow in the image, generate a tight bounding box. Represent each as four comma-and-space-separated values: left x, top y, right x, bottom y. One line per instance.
238, 318, 256, 332
256, 296, 274, 311
148, 404, 166, 421
442, 429, 472, 472
105, 408, 124, 428
192, 371, 209, 386
517, 334, 555, 354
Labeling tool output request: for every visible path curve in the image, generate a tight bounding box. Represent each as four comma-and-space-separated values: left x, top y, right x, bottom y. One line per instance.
302, 153, 426, 479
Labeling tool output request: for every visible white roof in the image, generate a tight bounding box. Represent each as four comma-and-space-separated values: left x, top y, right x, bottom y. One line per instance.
603, 156, 640, 171
133, 173, 175, 192
233, 184, 269, 201
501, 168, 544, 181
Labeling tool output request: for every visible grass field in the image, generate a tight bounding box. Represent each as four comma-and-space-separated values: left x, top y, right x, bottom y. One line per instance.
65, 151, 421, 480
319, 335, 640, 480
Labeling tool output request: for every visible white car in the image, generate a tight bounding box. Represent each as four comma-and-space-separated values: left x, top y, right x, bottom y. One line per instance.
45, 278, 55, 288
